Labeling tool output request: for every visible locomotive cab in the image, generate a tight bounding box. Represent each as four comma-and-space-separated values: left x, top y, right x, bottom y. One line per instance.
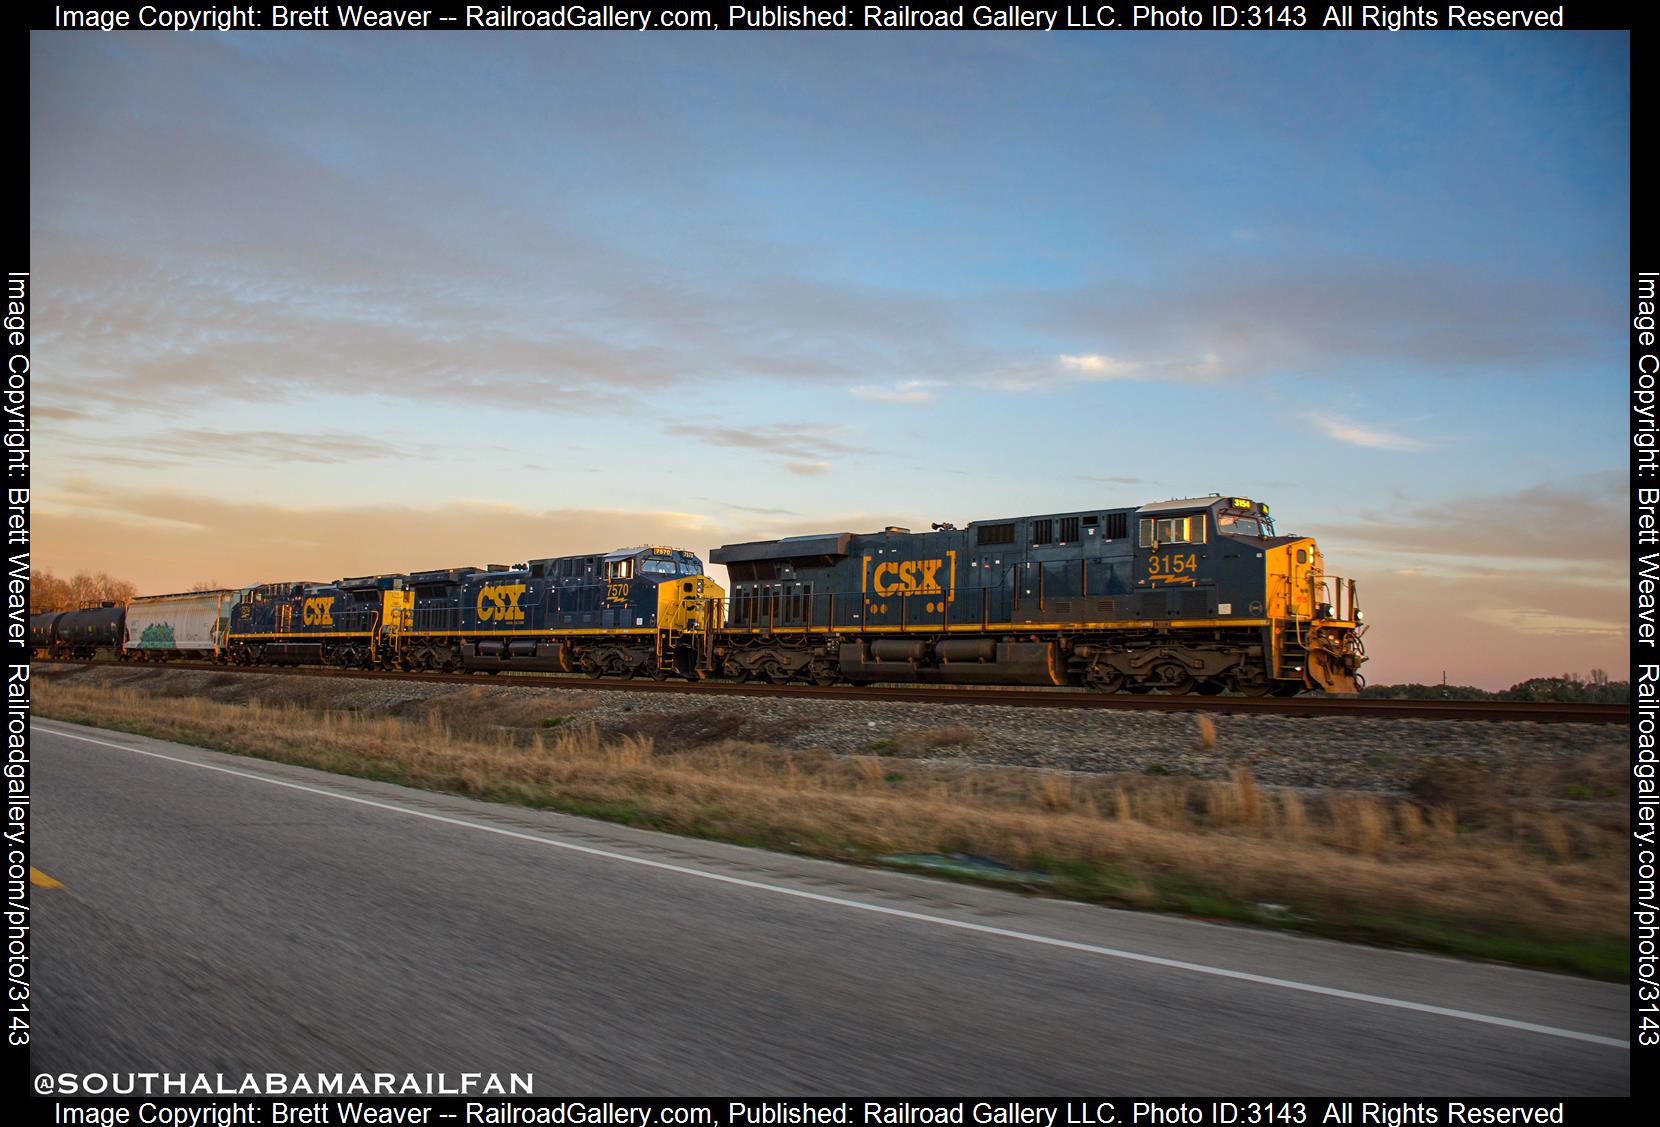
1133, 495, 1367, 694
598, 547, 724, 676
1210, 497, 1366, 694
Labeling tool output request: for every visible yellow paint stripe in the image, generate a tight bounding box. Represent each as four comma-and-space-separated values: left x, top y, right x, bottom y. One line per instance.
227, 632, 375, 640
724, 619, 1275, 634
29, 867, 62, 889
408, 628, 656, 637
228, 628, 657, 640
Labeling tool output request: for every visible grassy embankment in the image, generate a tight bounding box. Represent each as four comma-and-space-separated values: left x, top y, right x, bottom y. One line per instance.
35, 672, 1629, 979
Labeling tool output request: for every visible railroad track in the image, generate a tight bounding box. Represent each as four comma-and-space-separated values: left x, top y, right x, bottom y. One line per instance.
35, 659, 1629, 724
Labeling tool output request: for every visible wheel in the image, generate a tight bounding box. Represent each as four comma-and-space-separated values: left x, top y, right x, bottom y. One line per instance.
1150, 663, 1195, 695
1083, 667, 1125, 693
1271, 683, 1303, 697
1194, 680, 1226, 696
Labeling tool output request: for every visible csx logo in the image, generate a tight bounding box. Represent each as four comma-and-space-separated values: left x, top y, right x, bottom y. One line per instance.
477, 583, 528, 622
302, 597, 335, 626
871, 559, 947, 598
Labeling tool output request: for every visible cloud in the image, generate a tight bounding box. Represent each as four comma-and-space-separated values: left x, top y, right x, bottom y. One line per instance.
1465, 606, 1625, 638
1305, 413, 1424, 451
1057, 354, 1140, 379
665, 423, 868, 458
975, 351, 1220, 393
851, 379, 942, 403
1322, 473, 1626, 568
784, 461, 831, 476
1036, 260, 1611, 382
33, 405, 96, 422
701, 500, 803, 517
46, 429, 428, 473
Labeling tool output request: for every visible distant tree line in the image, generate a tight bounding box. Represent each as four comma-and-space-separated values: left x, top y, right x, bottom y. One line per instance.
1361, 669, 1629, 704
28, 569, 138, 613
30, 571, 229, 613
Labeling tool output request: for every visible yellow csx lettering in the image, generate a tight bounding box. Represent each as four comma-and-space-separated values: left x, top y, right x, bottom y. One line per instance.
477, 583, 528, 623
302, 597, 335, 626
871, 559, 945, 597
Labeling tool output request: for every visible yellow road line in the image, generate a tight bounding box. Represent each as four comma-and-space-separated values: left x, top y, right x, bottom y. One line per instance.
29, 867, 62, 889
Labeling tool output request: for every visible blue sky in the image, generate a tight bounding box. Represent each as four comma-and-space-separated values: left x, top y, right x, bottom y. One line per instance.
30, 31, 1630, 686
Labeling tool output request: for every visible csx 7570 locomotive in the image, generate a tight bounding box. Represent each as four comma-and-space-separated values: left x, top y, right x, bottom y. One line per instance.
31, 494, 1366, 694
711, 494, 1365, 695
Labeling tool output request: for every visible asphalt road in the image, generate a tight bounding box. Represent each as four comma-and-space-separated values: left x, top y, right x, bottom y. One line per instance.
29, 718, 1629, 1095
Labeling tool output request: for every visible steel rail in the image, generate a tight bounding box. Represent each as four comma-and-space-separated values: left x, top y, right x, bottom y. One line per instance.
33, 659, 1628, 724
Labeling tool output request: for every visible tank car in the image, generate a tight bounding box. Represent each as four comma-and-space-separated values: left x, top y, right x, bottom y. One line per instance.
46, 604, 127, 660
29, 611, 66, 656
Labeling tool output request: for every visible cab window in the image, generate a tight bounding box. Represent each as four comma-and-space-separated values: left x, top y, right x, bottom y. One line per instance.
1218, 514, 1261, 538
606, 558, 635, 580
1139, 515, 1206, 546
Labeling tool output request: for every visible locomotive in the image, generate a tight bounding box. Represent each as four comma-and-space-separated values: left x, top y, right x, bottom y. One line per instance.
29, 494, 1367, 694
710, 494, 1365, 695
222, 546, 718, 679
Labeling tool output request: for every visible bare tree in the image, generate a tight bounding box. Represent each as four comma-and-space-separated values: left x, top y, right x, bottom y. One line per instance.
29, 570, 73, 613
66, 570, 137, 608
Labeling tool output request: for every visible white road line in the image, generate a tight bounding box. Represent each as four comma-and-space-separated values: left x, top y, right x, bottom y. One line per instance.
35, 720, 1628, 1050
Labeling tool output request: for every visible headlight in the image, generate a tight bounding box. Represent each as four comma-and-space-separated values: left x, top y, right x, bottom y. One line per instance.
1355, 610, 1365, 623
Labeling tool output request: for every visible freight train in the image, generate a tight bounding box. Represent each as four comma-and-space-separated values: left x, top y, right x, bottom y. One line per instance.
29, 494, 1367, 694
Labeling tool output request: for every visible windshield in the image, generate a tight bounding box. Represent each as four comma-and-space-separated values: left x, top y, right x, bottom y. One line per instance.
1218, 514, 1263, 538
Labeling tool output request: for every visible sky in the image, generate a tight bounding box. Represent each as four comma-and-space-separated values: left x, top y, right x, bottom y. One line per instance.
29, 30, 1630, 689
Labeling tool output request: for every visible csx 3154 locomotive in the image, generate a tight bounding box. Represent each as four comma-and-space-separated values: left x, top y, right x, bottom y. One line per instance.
31, 494, 1366, 694
711, 494, 1365, 695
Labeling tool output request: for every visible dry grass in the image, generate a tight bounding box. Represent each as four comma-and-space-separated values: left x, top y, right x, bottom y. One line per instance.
34, 677, 1629, 978
1196, 715, 1217, 749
